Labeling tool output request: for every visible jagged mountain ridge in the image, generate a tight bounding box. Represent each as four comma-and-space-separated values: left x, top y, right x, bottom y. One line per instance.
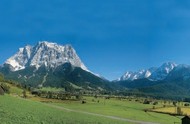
117, 68, 156, 81
149, 62, 177, 81
5, 41, 87, 71
118, 62, 177, 81
0, 41, 110, 90
165, 64, 190, 81
115, 63, 190, 99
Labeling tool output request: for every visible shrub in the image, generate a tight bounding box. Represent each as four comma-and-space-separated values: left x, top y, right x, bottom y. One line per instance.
1, 83, 10, 93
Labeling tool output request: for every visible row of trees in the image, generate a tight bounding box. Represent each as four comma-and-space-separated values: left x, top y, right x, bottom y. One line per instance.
31, 90, 83, 100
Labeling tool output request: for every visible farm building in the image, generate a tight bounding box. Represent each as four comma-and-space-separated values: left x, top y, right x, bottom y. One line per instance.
182, 116, 190, 124
0, 85, 5, 95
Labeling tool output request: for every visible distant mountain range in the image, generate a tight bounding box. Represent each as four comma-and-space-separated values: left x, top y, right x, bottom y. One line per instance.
1, 41, 190, 99
115, 63, 190, 99
117, 62, 177, 81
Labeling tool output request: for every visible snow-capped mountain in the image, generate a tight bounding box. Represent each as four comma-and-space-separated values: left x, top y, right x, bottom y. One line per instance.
149, 62, 177, 81
165, 64, 190, 81
5, 41, 88, 71
1, 41, 110, 90
118, 62, 177, 81
118, 69, 153, 81
116, 62, 190, 98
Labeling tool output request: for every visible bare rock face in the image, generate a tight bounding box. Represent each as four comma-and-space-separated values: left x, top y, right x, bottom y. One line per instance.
5, 41, 88, 71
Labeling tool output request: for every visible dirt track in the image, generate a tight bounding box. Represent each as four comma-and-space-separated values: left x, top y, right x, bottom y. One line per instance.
44, 103, 160, 124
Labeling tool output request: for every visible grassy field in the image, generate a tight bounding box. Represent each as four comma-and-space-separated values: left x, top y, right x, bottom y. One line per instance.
153, 106, 190, 115
6, 83, 24, 95
49, 96, 181, 124
40, 87, 65, 92
0, 83, 183, 124
0, 95, 133, 124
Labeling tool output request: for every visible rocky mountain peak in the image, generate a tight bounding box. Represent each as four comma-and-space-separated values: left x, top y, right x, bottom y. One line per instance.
5, 41, 88, 71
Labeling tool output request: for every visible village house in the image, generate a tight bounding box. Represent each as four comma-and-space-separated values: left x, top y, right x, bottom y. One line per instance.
182, 116, 190, 124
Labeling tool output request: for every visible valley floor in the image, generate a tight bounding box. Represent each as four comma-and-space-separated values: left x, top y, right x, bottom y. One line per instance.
0, 95, 129, 124
44, 103, 158, 124
0, 94, 182, 124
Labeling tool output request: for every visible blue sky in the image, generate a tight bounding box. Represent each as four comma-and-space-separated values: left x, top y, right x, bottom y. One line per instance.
1, 0, 190, 80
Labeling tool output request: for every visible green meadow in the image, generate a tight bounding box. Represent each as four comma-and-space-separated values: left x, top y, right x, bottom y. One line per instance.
0, 83, 182, 124
0, 95, 130, 124
51, 96, 181, 124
